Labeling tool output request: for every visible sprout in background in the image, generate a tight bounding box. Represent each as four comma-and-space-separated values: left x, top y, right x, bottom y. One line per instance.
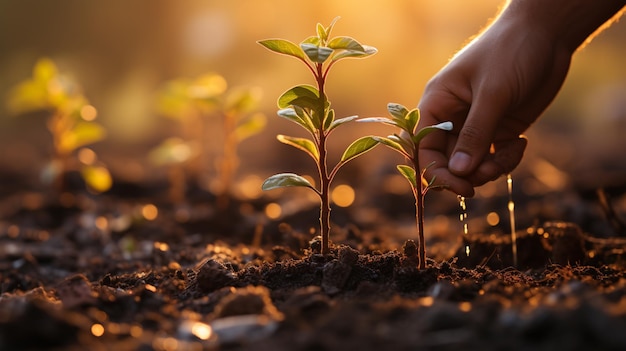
258, 17, 378, 255
360, 103, 453, 269
153, 73, 265, 208
7, 58, 112, 196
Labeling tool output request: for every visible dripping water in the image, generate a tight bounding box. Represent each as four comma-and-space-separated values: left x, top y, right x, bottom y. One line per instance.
507, 174, 517, 267
458, 195, 469, 257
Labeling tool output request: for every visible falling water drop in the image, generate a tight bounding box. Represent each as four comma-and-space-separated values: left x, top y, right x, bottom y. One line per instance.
458, 195, 470, 257
507, 174, 518, 267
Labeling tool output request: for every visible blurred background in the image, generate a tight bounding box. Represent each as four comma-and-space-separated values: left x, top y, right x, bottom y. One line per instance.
1, 0, 625, 235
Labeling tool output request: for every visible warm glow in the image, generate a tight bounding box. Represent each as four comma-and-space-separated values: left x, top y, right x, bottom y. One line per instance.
458, 302, 472, 312
237, 175, 263, 199
95, 216, 108, 230
154, 241, 170, 252
486, 212, 500, 226
142, 204, 158, 220
80, 104, 98, 121
331, 184, 355, 207
191, 321, 213, 340
265, 203, 282, 219
78, 148, 97, 165
91, 323, 105, 337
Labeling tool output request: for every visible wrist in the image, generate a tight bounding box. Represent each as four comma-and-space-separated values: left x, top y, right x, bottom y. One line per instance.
501, 0, 625, 52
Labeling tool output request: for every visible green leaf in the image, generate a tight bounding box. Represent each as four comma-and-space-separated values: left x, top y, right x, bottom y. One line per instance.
316, 23, 327, 42
340, 136, 378, 163
148, 138, 198, 165
357, 116, 407, 130
397, 165, 417, 189
387, 103, 409, 119
277, 84, 319, 110
373, 136, 409, 156
328, 115, 358, 132
224, 87, 260, 114
405, 108, 420, 133
331, 45, 377, 61
301, 36, 321, 46
413, 121, 453, 144
262, 173, 317, 192
58, 121, 106, 154
277, 135, 319, 162
277, 108, 309, 132
326, 17, 341, 38
81, 165, 113, 193
235, 113, 266, 141
327, 36, 365, 51
258, 39, 307, 61
301, 43, 334, 63
322, 108, 334, 131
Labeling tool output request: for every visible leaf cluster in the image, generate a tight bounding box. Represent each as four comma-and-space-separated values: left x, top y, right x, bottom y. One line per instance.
153, 74, 266, 165
359, 103, 452, 190
7, 58, 111, 193
258, 18, 378, 195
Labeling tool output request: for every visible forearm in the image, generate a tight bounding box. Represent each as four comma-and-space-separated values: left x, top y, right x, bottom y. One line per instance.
501, 0, 626, 52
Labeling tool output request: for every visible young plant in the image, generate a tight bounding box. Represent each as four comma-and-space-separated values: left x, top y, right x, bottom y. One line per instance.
258, 17, 378, 255
154, 74, 265, 207
7, 58, 112, 195
360, 103, 452, 269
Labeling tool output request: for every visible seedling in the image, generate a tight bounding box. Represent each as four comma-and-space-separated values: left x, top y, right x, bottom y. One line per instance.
258, 17, 378, 255
153, 74, 265, 207
7, 58, 111, 195
360, 103, 452, 269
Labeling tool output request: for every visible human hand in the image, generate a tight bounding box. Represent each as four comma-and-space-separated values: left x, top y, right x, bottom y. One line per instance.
417, 12, 573, 197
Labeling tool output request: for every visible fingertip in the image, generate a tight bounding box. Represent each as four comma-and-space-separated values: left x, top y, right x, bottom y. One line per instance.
449, 151, 472, 176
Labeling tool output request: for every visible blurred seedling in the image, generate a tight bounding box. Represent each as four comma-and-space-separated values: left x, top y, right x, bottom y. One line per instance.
7, 58, 112, 197
360, 103, 452, 269
152, 74, 265, 208
258, 17, 378, 255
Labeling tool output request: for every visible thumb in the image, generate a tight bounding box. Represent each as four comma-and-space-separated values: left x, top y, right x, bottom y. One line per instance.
449, 93, 508, 177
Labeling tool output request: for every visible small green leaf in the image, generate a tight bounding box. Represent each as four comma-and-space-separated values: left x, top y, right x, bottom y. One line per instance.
327, 36, 365, 51
235, 113, 266, 141
325, 17, 341, 38
328, 115, 358, 132
262, 173, 317, 192
373, 136, 409, 156
225, 87, 261, 114
81, 165, 113, 193
301, 43, 334, 63
277, 84, 319, 110
148, 138, 198, 165
331, 45, 377, 61
387, 103, 409, 119
322, 108, 334, 131
358, 116, 407, 131
340, 136, 378, 163
316, 23, 327, 42
302, 36, 321, 46
277, 108, 312, 134
277, 135, 319, 162
405, 108, 420, 133
413, 121, 453, 144
397, 165, 417, 189
258, 39, 307, 61
58, 121, 106, 154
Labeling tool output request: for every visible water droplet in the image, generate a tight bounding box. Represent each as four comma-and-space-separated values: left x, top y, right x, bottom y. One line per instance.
507, 174, 518, 267
458, 195, 470, 257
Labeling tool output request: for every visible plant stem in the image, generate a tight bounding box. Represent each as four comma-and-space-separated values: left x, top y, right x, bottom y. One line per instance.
217, 111, 238, 211
413, 148, 426, 269
316, 63, 331, 255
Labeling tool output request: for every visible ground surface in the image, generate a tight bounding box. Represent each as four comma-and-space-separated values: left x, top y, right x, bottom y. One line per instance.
2, 177, 626, 351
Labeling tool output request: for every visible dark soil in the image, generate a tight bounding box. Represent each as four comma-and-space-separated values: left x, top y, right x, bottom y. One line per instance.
2, 180, 626, 351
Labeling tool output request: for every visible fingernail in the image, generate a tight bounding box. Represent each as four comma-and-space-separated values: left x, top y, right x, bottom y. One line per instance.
449, 152, 471, 173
